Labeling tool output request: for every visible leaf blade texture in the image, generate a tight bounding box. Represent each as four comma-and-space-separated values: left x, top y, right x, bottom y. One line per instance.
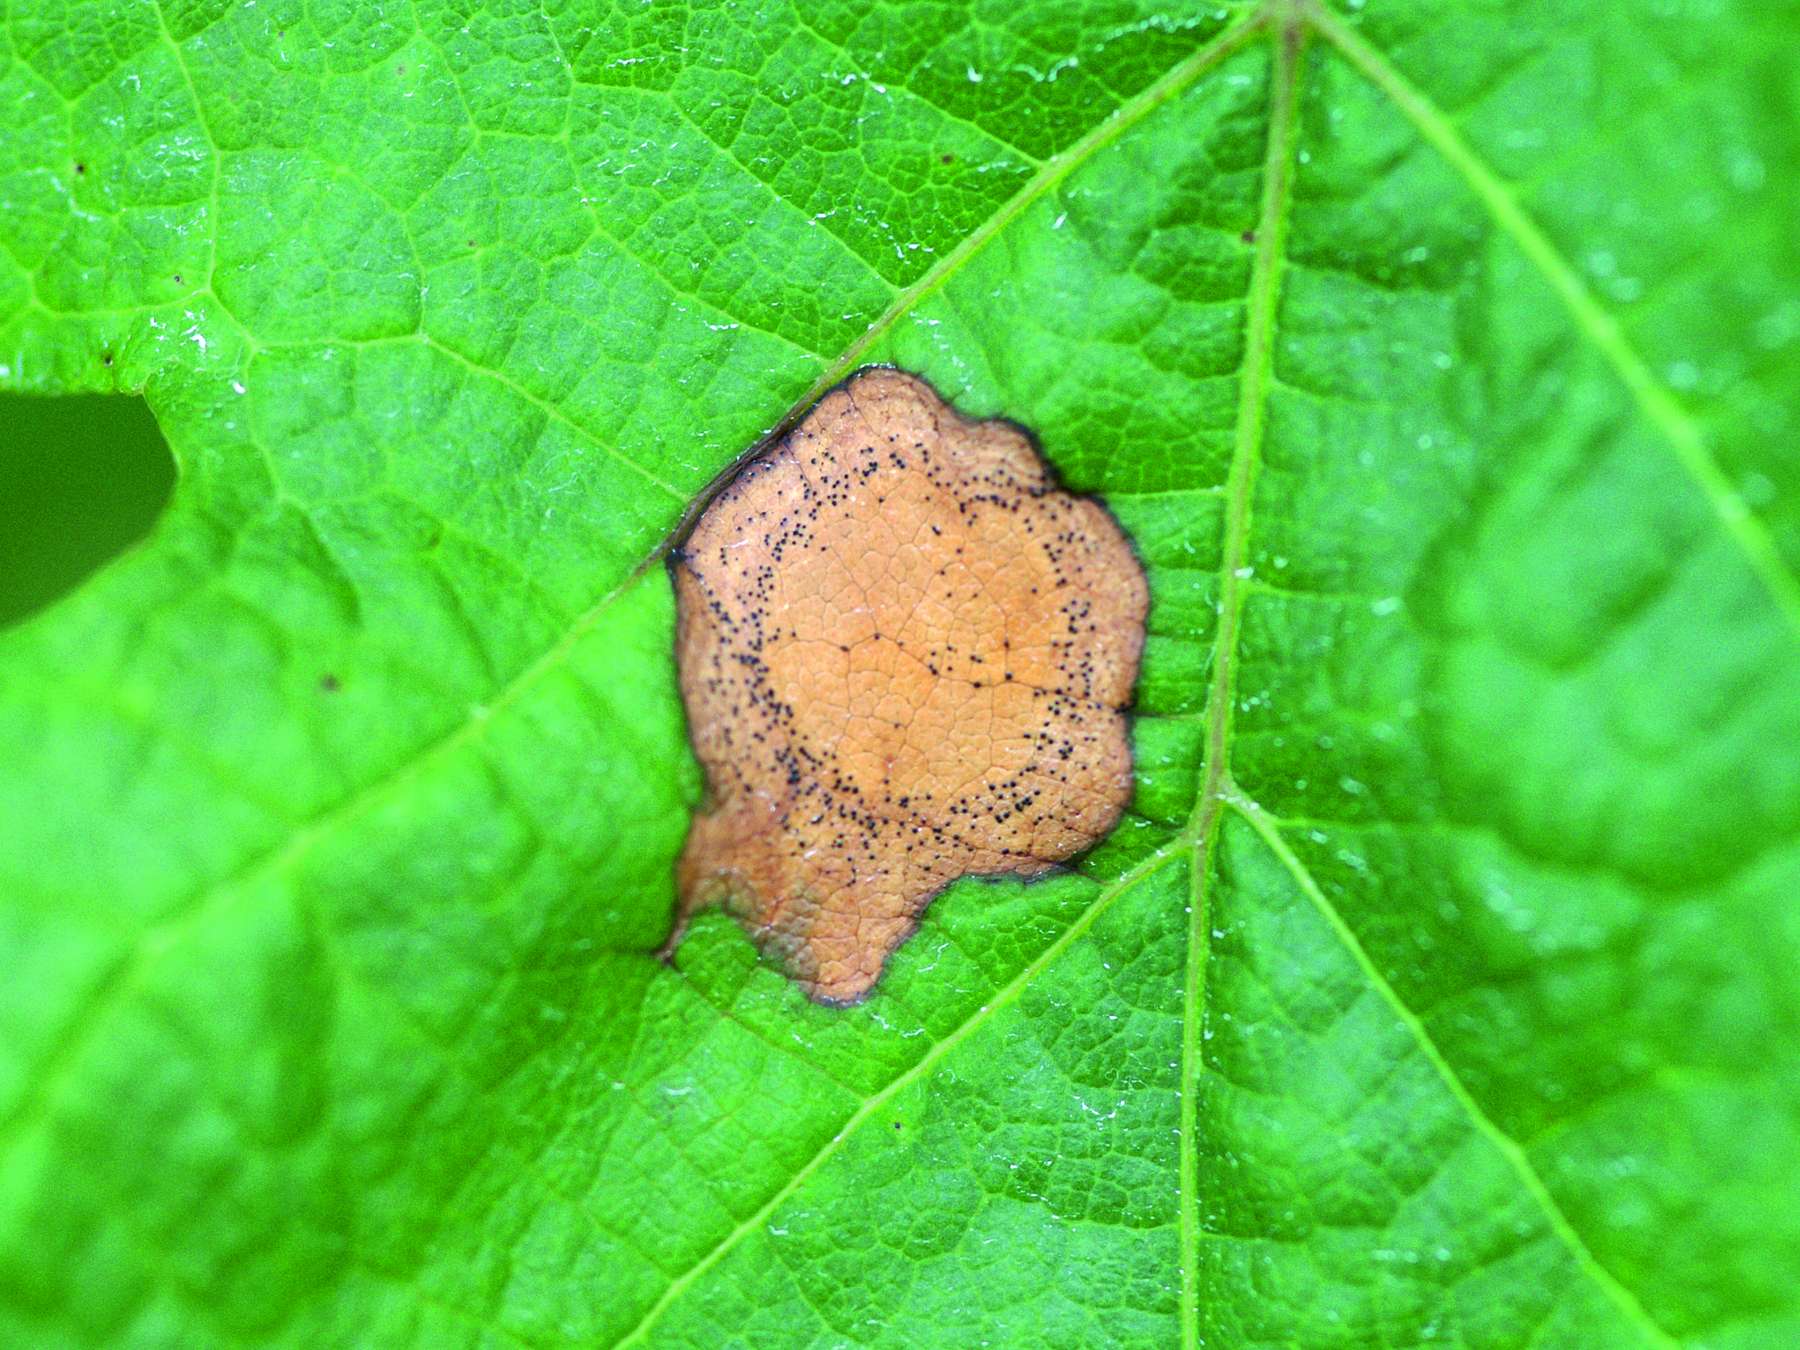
1, 1, 1797, 1346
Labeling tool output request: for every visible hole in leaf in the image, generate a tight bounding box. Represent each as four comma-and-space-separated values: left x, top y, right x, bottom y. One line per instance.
0, 392, 176, 627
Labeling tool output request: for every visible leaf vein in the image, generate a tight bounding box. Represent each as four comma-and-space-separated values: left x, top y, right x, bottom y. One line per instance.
1228, 791, 1680, 1347
1309, 1, 1800, 638
1177, 13, 1303, 1345
610, 841, 1192, 1348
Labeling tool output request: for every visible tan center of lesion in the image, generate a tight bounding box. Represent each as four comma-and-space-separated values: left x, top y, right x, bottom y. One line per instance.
669, 367, 1148, 1004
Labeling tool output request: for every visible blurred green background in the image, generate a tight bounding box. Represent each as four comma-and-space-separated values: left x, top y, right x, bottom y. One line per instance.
0, 394, 174, 627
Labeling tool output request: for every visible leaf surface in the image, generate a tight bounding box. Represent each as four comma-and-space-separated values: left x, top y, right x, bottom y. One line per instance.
2, 1, 1797, 1345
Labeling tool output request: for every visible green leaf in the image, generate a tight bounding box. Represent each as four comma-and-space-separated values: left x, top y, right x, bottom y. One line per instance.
3, 0, 1797, 1345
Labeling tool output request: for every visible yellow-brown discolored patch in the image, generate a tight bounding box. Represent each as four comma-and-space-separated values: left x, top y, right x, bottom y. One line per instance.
670, 368, 1148, 1003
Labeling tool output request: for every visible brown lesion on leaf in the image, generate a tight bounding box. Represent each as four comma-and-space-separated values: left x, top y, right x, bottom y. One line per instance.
667, 367, 1148, 1004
